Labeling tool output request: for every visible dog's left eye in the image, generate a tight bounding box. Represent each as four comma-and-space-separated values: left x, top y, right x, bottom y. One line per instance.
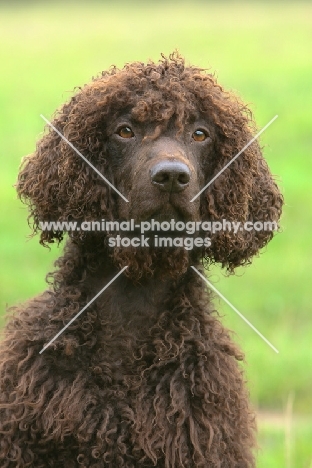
117, 126, 134, 139
192, 129, 208, 142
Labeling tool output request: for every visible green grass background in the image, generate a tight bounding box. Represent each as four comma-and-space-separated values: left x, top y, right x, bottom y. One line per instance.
0, 2, 311, 466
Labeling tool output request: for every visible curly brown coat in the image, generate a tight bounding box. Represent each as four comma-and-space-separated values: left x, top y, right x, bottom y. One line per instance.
0, 53, 283, 467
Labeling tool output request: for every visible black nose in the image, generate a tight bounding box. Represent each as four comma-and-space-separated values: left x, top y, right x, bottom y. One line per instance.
150, 160, 191, 193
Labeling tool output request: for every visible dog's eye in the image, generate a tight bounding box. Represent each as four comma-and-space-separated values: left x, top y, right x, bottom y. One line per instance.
117, 126, 134, 139
192, 129, 208, 142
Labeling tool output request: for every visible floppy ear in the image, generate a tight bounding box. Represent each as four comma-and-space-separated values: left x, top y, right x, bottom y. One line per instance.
16, 89, 114, 246
202, 107, 283, 272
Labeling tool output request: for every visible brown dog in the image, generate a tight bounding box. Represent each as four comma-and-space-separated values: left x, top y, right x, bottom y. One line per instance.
0, 53, 283, 467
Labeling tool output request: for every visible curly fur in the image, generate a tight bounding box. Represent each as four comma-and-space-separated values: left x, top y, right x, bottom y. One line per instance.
0, 52, 283, 467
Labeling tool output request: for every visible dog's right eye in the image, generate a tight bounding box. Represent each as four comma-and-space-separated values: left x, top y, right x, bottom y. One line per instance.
117, 126, 134, 139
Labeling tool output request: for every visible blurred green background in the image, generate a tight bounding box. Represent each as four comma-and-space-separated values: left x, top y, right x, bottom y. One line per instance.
0, 1, 311, 466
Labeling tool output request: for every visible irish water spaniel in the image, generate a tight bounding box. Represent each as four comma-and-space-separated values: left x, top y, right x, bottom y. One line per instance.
0, 53, 283, 467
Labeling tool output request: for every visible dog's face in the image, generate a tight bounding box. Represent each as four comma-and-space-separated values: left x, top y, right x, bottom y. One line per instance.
17, 53, 283, 274
107, 113, 215, 223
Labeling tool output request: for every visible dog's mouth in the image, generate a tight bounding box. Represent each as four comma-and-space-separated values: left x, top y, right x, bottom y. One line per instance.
120, 181, 201, 230
136, 200, 198, 224
147, 208, 186, 223
132, 206, 197, 235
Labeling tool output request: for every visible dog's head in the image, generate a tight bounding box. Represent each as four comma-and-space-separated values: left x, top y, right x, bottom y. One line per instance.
17, 53, 283, 276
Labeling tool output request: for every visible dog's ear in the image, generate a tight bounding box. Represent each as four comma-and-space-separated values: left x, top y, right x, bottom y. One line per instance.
16, 91, 113, 245
202, 111, 283, 272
